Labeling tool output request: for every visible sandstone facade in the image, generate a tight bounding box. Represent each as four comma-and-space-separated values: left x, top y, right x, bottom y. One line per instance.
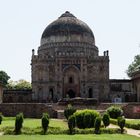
110, 79, 136, 102
3, 90, 32, 103
31, 11, 109, 103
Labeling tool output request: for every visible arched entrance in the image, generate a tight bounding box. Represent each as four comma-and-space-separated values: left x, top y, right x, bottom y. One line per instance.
67, 89, 76, 98
125, 94, 129, 102
63, 65, 80, 98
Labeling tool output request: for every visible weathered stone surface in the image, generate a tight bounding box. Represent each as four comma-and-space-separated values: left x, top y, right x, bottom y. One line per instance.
3, 90, 32, 103
0, 103, 57, 118
0, 102, 139, 118
58, 97, 98, 105
122, 103, 140, 119
31, 11, 110, 103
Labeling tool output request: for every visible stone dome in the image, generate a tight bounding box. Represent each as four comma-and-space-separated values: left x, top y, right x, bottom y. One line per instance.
41, 11, 95, 45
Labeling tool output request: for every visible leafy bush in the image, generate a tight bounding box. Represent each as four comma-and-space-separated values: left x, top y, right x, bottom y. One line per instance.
107, 106, 123, 119
125, 123, 140, 130
74, 111, 84, 129
74, 109, 100, 129
0, 113, 3, 124
100, 128, 121, 134
68, 115, 75, 134
117, 117, 125, 134
102, 113, 110, 128
94, 117, 101, 134
83, 112, 92, 128
64, 104, 76, 120
15, 113, 24, 134
41, 113, 49, 134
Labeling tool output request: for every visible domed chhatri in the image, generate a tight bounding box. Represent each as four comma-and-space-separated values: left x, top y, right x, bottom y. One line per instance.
41, 11, 95, 45
31, 12, 109, 103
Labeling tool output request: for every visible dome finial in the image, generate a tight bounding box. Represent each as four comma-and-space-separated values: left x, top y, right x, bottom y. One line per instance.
59, 11, 75, 18
65, 11, 70, 14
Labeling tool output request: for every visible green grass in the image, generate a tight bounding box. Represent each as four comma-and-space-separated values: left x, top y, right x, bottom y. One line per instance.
0, 134, 139, 140
0, 118, 68, 129
0, 117, 139, 139
0, 118, 68, 135
126, 119, 140, 124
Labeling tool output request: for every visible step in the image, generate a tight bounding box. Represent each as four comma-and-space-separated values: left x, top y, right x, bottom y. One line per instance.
57, 110, 65, 119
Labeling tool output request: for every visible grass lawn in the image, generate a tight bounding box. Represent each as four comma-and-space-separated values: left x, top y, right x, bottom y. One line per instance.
126, 119, 140, 124
0, 134, 139, 140
0, 117, 68, 134
0, 117, 68, 129
0, 118, 139, 139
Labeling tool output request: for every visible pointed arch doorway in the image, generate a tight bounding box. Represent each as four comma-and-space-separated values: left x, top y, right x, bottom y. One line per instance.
63, 65, 80, 98
67, 89, 76, 98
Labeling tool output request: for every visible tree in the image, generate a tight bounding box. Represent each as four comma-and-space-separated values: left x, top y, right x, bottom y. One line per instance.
94, 117, 101, 134
7, 79, 32, 90
15, 113, 24, 134
126, 54, 140, 77
0, 70, 10, 86
41, 113, 49, 134
68, 115, 75, 134
64, 104, 76, 120
102, 113, 110, 128
15, 79, 31, 90
118, 116, 125, 134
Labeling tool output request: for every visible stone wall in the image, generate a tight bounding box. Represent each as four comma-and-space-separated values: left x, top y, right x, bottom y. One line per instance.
122, 103, 140, 119
0, 102, 139, 119
3, 90, 32, 103
0, 103, 57, 118
109, 79, 136, 102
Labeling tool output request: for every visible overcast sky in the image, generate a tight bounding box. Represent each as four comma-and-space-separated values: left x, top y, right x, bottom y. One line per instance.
0, 0, 140, 82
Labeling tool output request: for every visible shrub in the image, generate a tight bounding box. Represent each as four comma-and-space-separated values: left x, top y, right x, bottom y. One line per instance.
74, 109, 100, 129
125, 123, 140, 130
68, 115, 75, 134
0, 113, 3, 124
107, 106, 123, 119
74, 111, 84, 129
15, 113, 24, 134
117, 117, 125, 134
64, 104, 76, 120
83, 112, 91, 128
94, 117, 101, 134
102, 113, 110, 128
41, 113, 49, 134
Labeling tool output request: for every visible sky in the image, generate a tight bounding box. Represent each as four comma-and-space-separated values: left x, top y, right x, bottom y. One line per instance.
0, 0, 140, 82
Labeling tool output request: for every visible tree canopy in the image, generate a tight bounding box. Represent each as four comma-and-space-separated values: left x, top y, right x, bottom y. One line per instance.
0, 70, 10, 86
126, 54, 140, 77
7, 79, 32, 90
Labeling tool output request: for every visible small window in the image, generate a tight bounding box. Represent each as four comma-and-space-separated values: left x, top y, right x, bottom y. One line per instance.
88, 88, 93, 98
69, 77, 73, 84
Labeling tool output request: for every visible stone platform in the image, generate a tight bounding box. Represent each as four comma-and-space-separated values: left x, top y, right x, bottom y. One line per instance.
58, 97, 98, 105
0, 102, 139, 119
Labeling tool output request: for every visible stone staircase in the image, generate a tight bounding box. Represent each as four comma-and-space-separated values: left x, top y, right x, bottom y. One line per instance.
57, 110, 65, 119
52, 102, 127, 119
52, 103, 110, 119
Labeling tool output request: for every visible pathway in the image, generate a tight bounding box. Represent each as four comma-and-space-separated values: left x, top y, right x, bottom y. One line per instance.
0, 132, 4, 136
108, 124, 140, 137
